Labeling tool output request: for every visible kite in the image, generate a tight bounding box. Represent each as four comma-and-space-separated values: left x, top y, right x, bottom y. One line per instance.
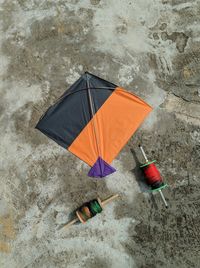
36, 72, 152, 178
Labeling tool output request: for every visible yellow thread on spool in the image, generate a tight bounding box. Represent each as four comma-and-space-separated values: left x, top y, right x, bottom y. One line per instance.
81, 206, 91, 218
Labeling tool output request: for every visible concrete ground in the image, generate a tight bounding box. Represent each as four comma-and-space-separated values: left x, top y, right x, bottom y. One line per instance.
0, 0, 200, 267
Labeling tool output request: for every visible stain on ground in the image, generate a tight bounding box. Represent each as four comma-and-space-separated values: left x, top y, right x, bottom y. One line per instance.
161, 31, 189, 53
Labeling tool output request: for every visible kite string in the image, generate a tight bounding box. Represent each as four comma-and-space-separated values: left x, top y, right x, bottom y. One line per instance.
86, 76, 102, 160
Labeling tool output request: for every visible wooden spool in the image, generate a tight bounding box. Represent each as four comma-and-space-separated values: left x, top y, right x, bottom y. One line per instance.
63, 194, 119, 229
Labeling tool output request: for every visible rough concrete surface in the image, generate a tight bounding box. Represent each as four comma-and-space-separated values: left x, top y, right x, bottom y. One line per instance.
0, 0, 200, 267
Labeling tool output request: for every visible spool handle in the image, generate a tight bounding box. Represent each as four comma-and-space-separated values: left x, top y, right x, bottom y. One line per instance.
139, 145, 149, 163
63, 217, 79, 229
101, 194, 119, 206
158, 190, 168, 208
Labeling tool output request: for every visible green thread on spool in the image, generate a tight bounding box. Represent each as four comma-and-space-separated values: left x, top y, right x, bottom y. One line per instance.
93, 200, 102, 213
89, 199, 102, 216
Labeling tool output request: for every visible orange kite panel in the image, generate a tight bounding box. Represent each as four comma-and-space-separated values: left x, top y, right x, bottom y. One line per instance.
68, 87, 152, 166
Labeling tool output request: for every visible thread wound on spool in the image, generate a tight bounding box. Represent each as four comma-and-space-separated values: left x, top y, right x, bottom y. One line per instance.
81, 205, 91, 218
88, 199, 102, 216
76, 199, 103, 223
141, 163, 164, 189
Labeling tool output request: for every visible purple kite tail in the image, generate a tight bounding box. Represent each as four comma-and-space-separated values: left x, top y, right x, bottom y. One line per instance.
88, 157, 116, 178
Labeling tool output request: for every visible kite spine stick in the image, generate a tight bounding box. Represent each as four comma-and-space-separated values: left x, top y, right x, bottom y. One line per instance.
86, 75, 102, 159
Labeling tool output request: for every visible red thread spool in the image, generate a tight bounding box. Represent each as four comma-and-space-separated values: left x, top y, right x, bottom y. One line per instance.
143, 163, 162, 185
139, 145, 168, 207
140, 161, 164, 189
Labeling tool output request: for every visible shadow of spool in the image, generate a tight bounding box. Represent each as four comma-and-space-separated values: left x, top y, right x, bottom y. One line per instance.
130, 148, 149, 192
149, 193, 159, 209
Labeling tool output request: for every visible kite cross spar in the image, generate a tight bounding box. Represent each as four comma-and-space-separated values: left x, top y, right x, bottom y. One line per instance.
139, 145, 168, 208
